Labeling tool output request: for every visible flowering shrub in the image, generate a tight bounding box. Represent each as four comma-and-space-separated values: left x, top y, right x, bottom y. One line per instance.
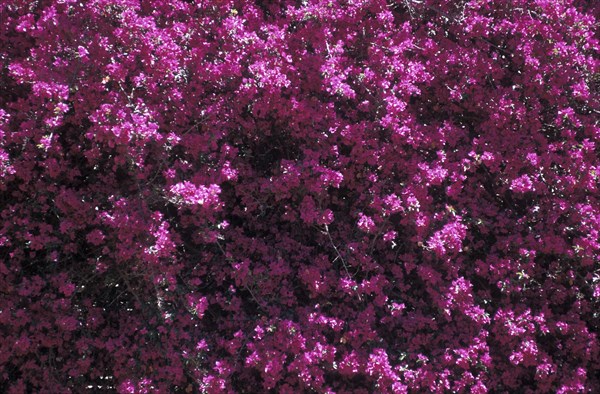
1, 0, 599, 392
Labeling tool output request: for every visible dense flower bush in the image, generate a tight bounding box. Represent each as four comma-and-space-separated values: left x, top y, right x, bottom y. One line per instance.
1, 0, 599, 392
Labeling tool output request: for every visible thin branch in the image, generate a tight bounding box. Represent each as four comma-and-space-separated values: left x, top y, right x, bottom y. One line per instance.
324, 224, 363, 301
216, 240, 267, 312
324, 224, 351, 279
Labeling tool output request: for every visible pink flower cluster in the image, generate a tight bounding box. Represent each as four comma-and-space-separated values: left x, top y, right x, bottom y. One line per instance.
1, 0, 599, 392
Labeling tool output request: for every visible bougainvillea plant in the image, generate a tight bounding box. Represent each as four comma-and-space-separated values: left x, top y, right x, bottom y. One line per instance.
1, 0, 599, 392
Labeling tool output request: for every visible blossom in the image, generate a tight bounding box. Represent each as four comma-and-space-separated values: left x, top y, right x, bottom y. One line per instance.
169, 182, 221, 207
357, 213, 376, 233
510, 174, 534, 193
